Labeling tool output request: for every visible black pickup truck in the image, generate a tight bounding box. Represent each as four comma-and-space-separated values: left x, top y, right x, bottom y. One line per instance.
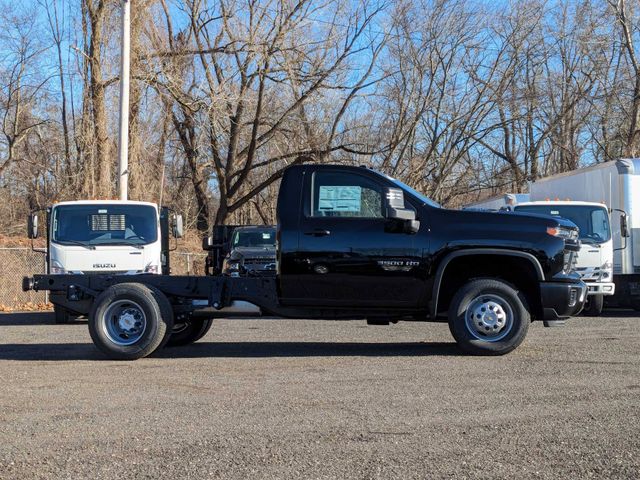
23, 164, 587, 360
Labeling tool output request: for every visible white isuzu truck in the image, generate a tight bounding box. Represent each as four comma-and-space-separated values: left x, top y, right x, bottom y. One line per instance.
29, 200, 182, 323
513, 201, 615, 315
523, 159, 637, 312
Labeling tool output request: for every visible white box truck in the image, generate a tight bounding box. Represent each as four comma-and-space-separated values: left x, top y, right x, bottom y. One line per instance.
28, 200, 183, 323
523, 159, 637, 311
513, 201, 615, 315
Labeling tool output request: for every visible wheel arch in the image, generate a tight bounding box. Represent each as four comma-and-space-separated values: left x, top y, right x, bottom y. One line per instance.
431, 249, 545, 319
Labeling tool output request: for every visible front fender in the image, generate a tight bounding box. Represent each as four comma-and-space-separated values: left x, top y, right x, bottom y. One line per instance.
430, 248, 545, 318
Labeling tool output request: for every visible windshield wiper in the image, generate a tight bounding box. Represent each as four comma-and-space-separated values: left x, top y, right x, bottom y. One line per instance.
106, 241, 145, 250
60, 240, 96, 250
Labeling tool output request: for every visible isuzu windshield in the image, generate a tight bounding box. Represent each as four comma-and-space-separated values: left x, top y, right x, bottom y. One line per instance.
514, 204, 611, 244
52, 204, 158, 247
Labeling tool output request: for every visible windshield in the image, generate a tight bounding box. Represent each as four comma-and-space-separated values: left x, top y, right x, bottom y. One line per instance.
382, 174, 441, 208
52, 204, 158, 246
232, 228, 276, 248
514, 205, 611, 244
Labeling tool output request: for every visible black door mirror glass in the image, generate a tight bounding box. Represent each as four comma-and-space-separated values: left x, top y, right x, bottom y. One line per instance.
28, 214, 38, 239
620, 214, 630, 238
173, 214, 184, 238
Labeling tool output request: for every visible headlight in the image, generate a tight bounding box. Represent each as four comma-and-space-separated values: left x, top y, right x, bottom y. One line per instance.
144, 264, 159, 274
50, 260, 67, 274
226, 262, 240, 271
547, 226, 578, 239
601, 260, 613, 279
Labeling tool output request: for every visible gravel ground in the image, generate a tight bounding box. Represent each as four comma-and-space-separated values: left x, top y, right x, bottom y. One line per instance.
0, 311, 639, 479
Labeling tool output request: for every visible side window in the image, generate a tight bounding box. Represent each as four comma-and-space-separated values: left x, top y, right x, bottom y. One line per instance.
311, 171, 384, 218
590, 209, 608, 241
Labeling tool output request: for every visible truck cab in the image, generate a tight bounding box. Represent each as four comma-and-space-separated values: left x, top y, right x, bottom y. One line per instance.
28, 200, 182, 323
513, 201, 614, 315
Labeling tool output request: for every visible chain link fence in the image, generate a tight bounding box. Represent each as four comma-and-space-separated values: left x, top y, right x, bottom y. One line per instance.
0, 248, 48, 307
170, 252, 208, 276
0, 248, 208, 309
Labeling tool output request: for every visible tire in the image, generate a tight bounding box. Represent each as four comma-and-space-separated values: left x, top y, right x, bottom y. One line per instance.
448, 278, 530, 356
54, 305, 73, 324
88, 283, 174, 360
166, 318, 213, 347
583, 294, 604, 316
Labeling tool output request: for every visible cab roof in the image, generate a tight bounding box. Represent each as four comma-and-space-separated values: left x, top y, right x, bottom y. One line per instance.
53, 200, 158, 208
515, 201, 607, 208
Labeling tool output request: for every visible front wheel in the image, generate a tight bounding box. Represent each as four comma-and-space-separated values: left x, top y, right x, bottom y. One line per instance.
88, 283, 174, 360
448, 279, 530, 355
583, 294, 604, 316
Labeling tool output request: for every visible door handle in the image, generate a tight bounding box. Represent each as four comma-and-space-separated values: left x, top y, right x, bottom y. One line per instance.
304, 229, 331, 237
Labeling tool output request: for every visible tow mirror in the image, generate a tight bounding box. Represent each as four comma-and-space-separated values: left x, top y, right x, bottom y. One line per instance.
172, 214, 184, 238
385, 187, 420, 234
27, 213, 39, 239
202, 236, 213, 250
620, 214, 630, 238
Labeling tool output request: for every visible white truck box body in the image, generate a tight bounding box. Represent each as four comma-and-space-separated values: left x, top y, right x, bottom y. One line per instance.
528, 159, 640, 276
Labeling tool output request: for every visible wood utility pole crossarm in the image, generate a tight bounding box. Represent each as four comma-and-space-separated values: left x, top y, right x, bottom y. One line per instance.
118, 0, 131, 201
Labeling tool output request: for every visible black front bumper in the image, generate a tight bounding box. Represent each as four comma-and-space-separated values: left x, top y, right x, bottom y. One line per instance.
540, 281, 587, 320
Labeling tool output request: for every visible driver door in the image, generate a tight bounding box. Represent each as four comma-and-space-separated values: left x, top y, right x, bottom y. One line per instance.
288, 168, 425, 308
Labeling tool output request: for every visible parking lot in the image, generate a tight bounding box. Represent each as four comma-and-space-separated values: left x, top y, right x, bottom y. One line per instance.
1, 312, 639, 479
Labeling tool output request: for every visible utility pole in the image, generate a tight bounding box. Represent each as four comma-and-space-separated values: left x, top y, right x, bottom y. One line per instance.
117, 0, 131, 201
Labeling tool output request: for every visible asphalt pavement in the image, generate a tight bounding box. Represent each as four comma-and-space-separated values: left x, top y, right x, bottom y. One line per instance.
1, 311, 639, 479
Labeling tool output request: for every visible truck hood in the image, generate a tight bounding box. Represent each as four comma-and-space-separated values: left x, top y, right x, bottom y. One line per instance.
431, 208, 579, 252
230, 246, 276, 257
49, 244, 160, 273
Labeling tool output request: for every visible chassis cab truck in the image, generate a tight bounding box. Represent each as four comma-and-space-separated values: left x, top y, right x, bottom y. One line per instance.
27, 201, 182, 323
524, 159, 638, 311
24, 165, 587, 360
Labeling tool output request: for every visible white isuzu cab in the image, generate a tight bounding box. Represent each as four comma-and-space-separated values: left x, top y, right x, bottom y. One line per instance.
463, 158, 639, 314
513, 201, 615, 315
30, 200, 182, 323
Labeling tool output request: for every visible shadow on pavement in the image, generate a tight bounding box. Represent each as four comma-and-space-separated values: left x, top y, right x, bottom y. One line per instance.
0, 312, 55, 326
0, 343, 102, 361
158, 341, 462, 359
0, 341, 462, 361
600, 309, 640, 318
0, 312, 87, 326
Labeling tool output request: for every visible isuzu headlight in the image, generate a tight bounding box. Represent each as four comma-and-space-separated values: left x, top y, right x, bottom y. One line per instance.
144, 263, 159, 274
546, 226, 578, 240
50, 260, 67, 274
601, 260, 613, 280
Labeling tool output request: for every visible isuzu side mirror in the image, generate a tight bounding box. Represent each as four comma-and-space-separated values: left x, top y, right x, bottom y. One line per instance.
173, 214, 184, 238
385, 187, 420, 234
27, 213, 39, 239
620, 214, 630, 238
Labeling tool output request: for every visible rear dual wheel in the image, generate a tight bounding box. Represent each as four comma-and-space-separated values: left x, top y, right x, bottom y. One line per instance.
54, 305, 76, 324
167, 318, 213, 347
89, 283, 174, 360
448, 279, 530, 355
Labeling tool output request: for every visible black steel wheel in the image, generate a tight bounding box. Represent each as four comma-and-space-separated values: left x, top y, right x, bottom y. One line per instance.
88, 283, 174, 360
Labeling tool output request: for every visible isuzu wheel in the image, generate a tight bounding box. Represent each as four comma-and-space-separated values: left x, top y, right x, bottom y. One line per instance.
166, 318, 213, 347
54, 305, 74, 324
88, 283, 174, 360
582, 294, 604, 316
448, 279, 530, 355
